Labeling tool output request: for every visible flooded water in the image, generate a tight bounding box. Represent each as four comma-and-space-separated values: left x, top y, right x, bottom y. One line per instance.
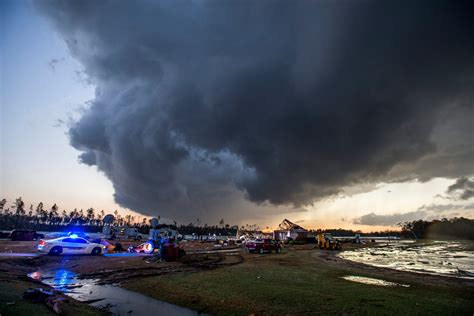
28, 269, 203, 315
339, 240, 474, 279
342, 276, 409, 287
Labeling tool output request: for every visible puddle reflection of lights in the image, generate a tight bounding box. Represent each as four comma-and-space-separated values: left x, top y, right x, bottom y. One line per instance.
28, 269, 202, 315
54, 269, 77, 290
28, 271, 42, 280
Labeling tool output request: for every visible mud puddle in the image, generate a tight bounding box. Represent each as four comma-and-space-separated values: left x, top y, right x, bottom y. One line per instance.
28, 269, 204, 315
342, 275, 410, 287
339, 240, 474, 279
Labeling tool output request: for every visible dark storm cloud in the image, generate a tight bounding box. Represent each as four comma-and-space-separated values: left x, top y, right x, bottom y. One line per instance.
353, 211, 427, 226
447, 177, 474, 200
36, 1, 474, 221
354, 202, 474, 226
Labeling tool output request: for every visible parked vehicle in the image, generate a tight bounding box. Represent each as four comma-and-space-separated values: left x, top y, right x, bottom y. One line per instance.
9, 229, 44, 241
37, 236, 107, 255
246, 239, 282, 254
149, 228, 182, 241
123, 227, 148, 240
317, 233, 342, 250
103, 227, 148, 240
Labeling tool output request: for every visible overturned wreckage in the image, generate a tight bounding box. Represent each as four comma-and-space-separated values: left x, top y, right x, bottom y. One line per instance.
273, 219, 308, 242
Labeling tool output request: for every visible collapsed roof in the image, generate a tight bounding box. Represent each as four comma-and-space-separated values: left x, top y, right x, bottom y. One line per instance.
276, 219, 307, 232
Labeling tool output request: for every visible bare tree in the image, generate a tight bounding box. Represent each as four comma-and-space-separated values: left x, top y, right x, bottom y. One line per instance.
49, 204, 59, 225
62, 210, 68, 225
86, 208, 95, 224
0, 199, 6, 213
15, 197, 25, 216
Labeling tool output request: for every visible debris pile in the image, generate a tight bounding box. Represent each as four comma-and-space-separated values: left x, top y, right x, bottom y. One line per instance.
274, 219, 308, 241
23, 287, 66, 314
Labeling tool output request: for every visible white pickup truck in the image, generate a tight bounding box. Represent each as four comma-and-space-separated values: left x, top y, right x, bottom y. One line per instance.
125, 227, 148, 240
103, 226, 148, 240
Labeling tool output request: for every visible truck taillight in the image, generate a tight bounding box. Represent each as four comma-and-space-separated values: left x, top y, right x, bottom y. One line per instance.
39, 240, 46, 246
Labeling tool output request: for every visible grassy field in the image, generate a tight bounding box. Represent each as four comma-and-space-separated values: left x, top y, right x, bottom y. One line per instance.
0, 278, 104, 316
124, 248, 474, 315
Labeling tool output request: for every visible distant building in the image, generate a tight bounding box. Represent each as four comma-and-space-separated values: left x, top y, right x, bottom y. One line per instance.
273, 219, 308, 241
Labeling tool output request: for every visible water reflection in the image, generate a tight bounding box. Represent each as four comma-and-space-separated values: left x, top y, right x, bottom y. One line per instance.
54, 269, 76, 290
28, 269, 203, 315
339, 240, 474, 279
28, 269, 79, 292
342, 276, 409, 287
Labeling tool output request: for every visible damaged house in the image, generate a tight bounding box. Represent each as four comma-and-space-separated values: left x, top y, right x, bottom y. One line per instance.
273, 219, 308, 241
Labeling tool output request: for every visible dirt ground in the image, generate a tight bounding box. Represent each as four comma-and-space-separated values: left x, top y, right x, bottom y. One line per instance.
0, 239, 243, 315
0, 238, 236, 253
0, 239, 39, 253
1, 240, 472, 288
125, 244, 474, 315
1, 240, 473, 315
0, 239, 242, 280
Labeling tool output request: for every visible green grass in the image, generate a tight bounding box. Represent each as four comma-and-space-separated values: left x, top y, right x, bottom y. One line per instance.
124, 251, 474, 315
0, 279, 104, 316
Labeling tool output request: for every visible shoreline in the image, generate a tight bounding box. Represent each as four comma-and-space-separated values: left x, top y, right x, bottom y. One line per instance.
315, 245, 474, 288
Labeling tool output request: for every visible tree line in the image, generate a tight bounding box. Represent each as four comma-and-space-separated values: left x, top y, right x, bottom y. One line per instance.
316, 228, 402, 237
400, 217, 474, 240
0, 197, 239, 235
5, 197, 471, 239
0, 197, 147, 231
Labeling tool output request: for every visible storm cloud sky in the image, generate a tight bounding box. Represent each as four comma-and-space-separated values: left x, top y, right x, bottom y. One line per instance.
36, 0, 474, 221
447, 177, 474, 200
353, 202, 474, 226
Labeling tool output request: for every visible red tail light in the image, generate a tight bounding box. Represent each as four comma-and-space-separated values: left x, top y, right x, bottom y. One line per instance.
39, 240, 46, 246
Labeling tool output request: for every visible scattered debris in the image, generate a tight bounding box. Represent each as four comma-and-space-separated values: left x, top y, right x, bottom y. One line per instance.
45, 296, 66, 314
23, 287, 68, 314
114, 242, 125, 252
23, 287, 54, 302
